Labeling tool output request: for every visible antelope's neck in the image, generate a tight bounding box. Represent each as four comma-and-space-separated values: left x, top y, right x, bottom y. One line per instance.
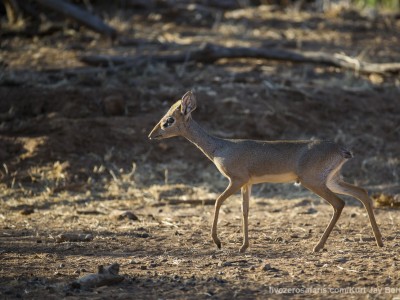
183, 119, 220, 161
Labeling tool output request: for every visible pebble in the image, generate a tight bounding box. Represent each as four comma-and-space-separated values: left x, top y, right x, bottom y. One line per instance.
218, 261, 232, 267
137, 232, 150, 238
335, 257, 348, 263
261, 263, 279, 272
20, 207, 34, 215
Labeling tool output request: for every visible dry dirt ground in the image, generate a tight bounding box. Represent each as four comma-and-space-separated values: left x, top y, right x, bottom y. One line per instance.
1, 3, 400, 299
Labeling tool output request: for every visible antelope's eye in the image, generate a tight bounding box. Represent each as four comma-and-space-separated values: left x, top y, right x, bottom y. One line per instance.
162, 117, 175, 128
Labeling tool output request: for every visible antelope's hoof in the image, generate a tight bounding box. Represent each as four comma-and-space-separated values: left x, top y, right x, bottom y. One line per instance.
213, 237, 221, 249
239, 245, 248, 253
313, 244, 324, 253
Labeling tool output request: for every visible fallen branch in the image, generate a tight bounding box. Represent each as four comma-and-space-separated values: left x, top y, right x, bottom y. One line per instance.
80, 43, 400, 74
34, 0, 117, 38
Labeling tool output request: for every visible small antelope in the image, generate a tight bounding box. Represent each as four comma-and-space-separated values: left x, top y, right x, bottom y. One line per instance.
148, 91, 383, 253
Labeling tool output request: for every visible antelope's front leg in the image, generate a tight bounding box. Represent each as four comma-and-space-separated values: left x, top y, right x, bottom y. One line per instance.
211, 180, 243, 249
239, 184, 252, 253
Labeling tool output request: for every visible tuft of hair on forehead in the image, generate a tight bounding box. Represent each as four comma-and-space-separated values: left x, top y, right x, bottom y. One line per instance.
168, 100, 182, 112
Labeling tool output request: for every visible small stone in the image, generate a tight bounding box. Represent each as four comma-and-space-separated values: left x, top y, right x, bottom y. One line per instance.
304, 207, 318, 214
358, 277, 368, 281
136, 232, 150, 238
110, 210, 139, 221
20, 207, 34, 215
218, 261, 232, 267
173, 275, 180, 280
350, 213, 357, 218
59, 263, 65, 268
261, 263, 279, 272
335, 257, 348, 263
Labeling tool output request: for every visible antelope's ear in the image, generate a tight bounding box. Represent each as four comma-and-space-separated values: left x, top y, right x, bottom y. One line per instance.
181, 91, 197, 118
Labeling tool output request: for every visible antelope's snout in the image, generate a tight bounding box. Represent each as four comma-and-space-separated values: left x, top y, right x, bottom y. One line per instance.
148, 122, 163, 140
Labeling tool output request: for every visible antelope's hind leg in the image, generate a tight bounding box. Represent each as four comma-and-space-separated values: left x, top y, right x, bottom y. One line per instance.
327, 177, 383, 248
302, 180, 345, 252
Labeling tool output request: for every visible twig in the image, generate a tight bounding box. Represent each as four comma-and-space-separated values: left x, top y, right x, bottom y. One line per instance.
336, 265, 359, 273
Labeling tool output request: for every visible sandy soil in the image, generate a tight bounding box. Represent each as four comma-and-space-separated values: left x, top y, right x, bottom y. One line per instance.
0, 2, 400, 299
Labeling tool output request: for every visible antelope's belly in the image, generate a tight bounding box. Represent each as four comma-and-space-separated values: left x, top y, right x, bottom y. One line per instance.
249, 172, 298, 184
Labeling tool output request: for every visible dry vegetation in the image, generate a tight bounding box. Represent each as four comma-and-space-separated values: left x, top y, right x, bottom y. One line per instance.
0, 1, 400, 299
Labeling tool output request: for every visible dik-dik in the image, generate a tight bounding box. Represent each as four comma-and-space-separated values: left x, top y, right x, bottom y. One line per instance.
148, 91, 383, 253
